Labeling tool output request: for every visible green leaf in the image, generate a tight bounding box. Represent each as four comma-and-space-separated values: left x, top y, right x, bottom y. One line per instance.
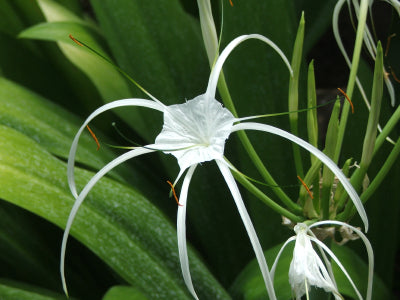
0, 279, 68, 300
0, 125, 230, 299
89, 0, 209, 140
102, 286, 149, 300
0, 77, 115, 171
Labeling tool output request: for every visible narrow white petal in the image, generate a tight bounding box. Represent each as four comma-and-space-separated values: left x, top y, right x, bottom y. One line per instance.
61, 147, 155, 296
216, 160, 277, 300
68, 99, 164, 198
232, 122, 369, 231
309, 236, 363, 300
270, 236, 296, 280
310, 220, 374, 300
205, 34, 293, 100
176, 165, 198, 300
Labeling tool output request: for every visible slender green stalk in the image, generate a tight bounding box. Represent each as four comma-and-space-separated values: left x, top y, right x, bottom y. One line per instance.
307, 60, 318, 156
374, 103, 400, 155
333, 0, 369, 163
338, 136, 400, 221
218, 77, 302, 213
321, 100, 340, 219
196, 0, 300, 212
231, 168, 304, 222
288, 13, 305, 178
337, 42, 384, 210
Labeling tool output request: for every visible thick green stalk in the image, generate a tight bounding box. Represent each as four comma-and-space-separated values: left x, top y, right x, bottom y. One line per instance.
288, 13, 305, 178
333, 0, 369, 163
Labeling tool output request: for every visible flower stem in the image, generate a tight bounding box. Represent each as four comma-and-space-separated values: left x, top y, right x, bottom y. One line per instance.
333, 0, 369, 163
231, 168, 304, 222
218, 74, 302, 213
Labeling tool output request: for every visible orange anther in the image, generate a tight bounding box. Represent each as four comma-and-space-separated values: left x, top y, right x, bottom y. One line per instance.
229, 0, 234, 6
167, 181, 183, 206
69, 34, 83, 47
86, 125, 100, 151
337, 88, 354, 114
385, 33, 396, 57
391, 67, 400, 84
297, 175, 313, 199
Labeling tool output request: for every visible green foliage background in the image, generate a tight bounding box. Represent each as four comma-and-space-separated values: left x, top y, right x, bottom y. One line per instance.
0, 0, 399, 299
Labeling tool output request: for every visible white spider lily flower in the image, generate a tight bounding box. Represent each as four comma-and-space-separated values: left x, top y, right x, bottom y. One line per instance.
62, 34, 368, 299
271, 221, 374, 300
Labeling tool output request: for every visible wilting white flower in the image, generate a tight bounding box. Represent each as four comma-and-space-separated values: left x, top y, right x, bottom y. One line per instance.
271, 221, 374, 300
62, 34, 369, 299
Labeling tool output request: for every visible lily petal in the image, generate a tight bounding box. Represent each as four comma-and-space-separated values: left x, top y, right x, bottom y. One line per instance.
270, 236, 296, 279
61, 146, 156, 296
68, 99, 165, 198
308, 236, 363, 300
205, 34, 293, 100
176, 165, 198, 300
231, 122, 369, 231
216, 159, 277, 300
310, 220, 374, 300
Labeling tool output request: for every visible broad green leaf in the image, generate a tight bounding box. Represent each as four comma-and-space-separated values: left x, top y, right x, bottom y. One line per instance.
230, 243, 293, 300
0, 279, 68, 300
330, 243, 391, 299
0, 125, 230, 299
89, 0, 209, 139
22, 0, 156, 138
0, 77, 114, 171
102, 286, 149, 300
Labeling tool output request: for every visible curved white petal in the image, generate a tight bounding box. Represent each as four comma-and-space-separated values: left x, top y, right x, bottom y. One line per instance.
205, 34, 293, 100
310, 220, 374, 300
309, 236, 363, 300
68, 99, 165, 198
231, 122, 369, 231
216, 159, 277, 300
61, 147, 155, 296
176, 165, 198, 300
270, 236, 296, 280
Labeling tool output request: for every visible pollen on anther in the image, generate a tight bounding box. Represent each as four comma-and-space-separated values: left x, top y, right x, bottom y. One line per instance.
86, 125, 100, 151
69, 34, 83, 47
297, 175, 313, 199
337, 88, 354, 114
167, 181, 183, 206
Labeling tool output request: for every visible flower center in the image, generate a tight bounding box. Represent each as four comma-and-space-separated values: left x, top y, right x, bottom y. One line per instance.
155, 95, 235, 170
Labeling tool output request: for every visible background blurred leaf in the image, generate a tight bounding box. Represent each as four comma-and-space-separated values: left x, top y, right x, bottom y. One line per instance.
102, 286, 149, 300
0, 279, 68, 300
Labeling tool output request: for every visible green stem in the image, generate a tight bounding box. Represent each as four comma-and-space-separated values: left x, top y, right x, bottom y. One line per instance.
218, 74, 302, 213
333, 0, 369, 163
288, 13, 305, 178
338, 136, 400, 221
232, 169, 304, 223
